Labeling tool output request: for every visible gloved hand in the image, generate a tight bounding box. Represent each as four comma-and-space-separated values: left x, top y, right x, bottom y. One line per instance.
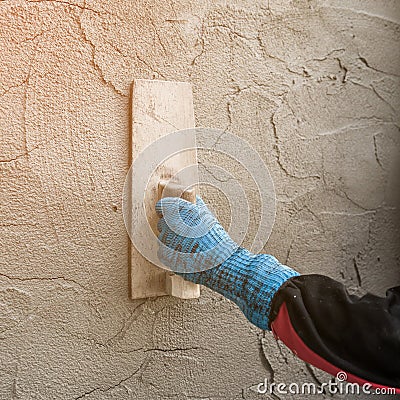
156, 196, 239, 273
156, 196, 299, 330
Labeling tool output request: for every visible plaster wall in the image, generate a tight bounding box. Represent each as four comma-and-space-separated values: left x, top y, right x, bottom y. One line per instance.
1, 0, 399, 399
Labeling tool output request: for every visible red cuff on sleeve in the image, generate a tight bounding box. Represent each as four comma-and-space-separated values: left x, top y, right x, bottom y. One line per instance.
271, 302, 400, 394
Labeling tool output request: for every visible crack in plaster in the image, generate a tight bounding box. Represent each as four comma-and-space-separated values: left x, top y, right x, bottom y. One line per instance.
270, 105, 321, 180
259, 335, 275, 382
0, 272, 90, 292
105, 300, 147, 346
74, 355, 152, 399
63, 3, 128, 97
358, 56, 400, 78
26, 0, 119, 19
373, 134, 384, 169
198, 161, 234, 183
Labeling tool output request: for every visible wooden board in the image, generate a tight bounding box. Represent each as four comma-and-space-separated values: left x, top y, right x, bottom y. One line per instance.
130, 79, 200, 299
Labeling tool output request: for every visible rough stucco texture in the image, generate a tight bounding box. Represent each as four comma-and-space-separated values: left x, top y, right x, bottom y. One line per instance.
1, 0, 400, 399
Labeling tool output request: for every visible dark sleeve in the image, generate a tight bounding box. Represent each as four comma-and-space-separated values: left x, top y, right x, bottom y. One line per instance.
268, 274, 400, 392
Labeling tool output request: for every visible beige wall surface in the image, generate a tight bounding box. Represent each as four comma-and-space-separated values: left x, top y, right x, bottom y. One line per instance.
1, 0, 399, 399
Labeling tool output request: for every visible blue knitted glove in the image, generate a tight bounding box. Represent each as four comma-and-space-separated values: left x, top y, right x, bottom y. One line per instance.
156, 196, 300, 330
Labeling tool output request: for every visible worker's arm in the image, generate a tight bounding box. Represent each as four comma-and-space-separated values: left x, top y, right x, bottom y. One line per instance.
155, 196, 400, 392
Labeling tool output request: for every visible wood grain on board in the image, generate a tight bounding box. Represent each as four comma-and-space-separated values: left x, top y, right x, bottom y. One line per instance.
130, 79, 200, 299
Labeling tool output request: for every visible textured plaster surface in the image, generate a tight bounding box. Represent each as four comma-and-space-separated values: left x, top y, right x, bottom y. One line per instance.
1, 0, 399, 399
